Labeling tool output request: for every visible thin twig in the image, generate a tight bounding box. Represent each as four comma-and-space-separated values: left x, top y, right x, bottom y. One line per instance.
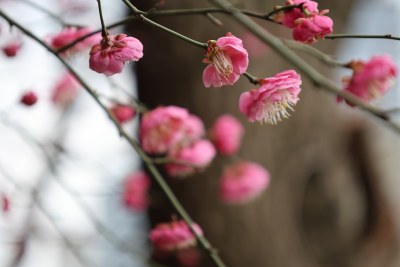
0, 164, 95, 267
121, 0, 207, 49
282, 39, 349, 68
326, 34, 400, 41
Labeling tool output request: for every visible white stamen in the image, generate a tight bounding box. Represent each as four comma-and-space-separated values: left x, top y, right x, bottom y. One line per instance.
212, 50, 233, 79
261, 94, 298, 125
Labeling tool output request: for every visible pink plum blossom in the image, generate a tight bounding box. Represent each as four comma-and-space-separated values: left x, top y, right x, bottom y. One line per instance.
140, 106, 205, 154
203, 33, 249, 88
149, 220, 203, 252
338, 55, 397, 104
110, 104, 136, 124
239, 70, 302, 124
48, 27, 100, 56
281, 0, 319, 28
292, 13, 333, 44
51, 72, 80, 108
89, 34, 143, 76
2, 40, 22, 57
220, 161, 270, 204
20, 91, 38, 106
165, 139, 216, 177
122, 171, 150, 211
210, 114, 244, 156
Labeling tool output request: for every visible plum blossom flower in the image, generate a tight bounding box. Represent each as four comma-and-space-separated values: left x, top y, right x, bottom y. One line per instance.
122, 171, 151, 211
2, 40, 22, 57
276, 0, 333, 44
140, 106, 205, 154
203, 33, 249, 88
165, 139, 216, 177
220, 161, 270, 204
48, 27, 100, 56
51, 72, 80, 108
281, 0, 319, 28
292, 12, 333, 44
89, 34, 143, 76
239, 70, 302, 124
149, 220, 203, 252
338, 55, 397, 104
210, 114, 244, 156
20, 91, 38, 106
110, 104, 136, 124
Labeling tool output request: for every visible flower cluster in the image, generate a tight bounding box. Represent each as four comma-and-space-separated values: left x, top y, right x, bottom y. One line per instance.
140, 106, 215, 177
277, 0, 333, 44
89, 34, 143, 76
338, 55, 397, 104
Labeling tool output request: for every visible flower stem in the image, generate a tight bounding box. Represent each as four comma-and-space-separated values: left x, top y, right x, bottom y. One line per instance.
243, 72, 260, 85
96, 0, 108, 38
121, 0, 207, 49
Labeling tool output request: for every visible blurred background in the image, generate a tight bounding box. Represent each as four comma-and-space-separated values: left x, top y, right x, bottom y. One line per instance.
1, 0, 400, 267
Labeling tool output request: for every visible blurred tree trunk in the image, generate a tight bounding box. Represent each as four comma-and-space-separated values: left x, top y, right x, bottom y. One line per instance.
129, 1, 400, 266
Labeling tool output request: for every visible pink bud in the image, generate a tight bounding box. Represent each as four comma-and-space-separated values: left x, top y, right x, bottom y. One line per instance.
3, 40, 22, 57
122, 171, 151, 211
20, 91, 38, 106
110, 104, 136, 124
211, 114, 244, 155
